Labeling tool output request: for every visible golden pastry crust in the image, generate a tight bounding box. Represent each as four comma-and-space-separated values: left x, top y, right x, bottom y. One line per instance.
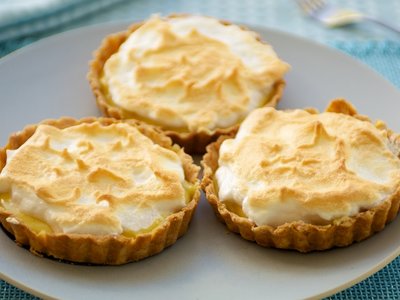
0, 117, 200, 264
201, 100, 400, 252
87, 15, 286, 154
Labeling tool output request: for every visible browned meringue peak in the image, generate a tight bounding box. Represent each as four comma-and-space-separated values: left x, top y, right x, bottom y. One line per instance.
0, 122, 188, 235
101, 15, 289, 133
216, 101, 400, 227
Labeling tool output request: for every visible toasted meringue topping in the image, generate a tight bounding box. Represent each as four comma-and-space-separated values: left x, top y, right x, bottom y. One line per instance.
101, 15, 289, 133
216, 105, 400, 227
0, 123, 189, 235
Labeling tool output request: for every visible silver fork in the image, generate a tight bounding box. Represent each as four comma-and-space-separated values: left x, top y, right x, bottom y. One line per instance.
296, 0, 400, 34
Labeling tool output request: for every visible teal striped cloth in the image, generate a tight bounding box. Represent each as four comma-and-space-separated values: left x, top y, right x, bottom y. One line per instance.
1, 0, 400, 299
0, 0, 127, 42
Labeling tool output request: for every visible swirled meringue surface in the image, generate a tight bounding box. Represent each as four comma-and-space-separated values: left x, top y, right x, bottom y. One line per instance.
0, 122, 188, 235
101, 15, 289, 132
216, 106, 400, 227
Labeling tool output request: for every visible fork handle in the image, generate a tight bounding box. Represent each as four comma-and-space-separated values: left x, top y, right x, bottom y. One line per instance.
363, 15, 400, 34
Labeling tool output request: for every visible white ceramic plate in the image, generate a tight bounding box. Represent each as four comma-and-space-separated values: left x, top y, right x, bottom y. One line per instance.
1, 22, 400, 300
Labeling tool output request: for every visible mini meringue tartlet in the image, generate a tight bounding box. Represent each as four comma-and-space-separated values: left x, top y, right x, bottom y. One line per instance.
88, 14, 289, 154
0, 117, 200, 264
202, 99, 400, 252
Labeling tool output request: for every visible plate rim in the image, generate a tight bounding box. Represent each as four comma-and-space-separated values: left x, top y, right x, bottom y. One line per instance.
1, 20, 400, 300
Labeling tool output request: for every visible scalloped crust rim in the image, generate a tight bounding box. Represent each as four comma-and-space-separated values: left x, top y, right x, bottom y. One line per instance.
87, 17, 286, 154
201, 133, 400, 253
0, 117, 200, 265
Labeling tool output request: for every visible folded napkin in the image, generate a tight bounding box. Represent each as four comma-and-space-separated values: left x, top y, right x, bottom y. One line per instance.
0, 0, 126, 42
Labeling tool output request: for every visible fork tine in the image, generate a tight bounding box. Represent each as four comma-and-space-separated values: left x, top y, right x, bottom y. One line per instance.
297, 0, 400, 32
295, 0, 310, 13
309, 0, 326, 9
296, 0, 326, 15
